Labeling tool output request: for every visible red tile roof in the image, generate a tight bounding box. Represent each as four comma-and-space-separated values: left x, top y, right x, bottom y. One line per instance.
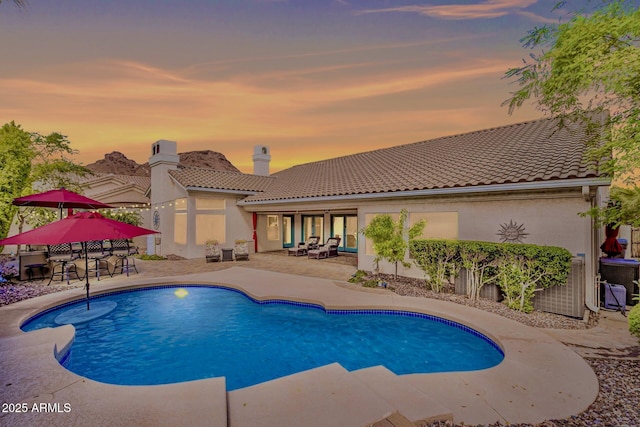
169, 166, 275, 193
241, 115, 606, 203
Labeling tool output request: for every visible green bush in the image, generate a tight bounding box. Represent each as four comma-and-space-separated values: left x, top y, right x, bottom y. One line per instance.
410, 239, 572, 312
495, 244, 572, 313
629, 304, 640, 340
348, 270, 367, 283
137, 254, 166, 260
411, 239, 460, 292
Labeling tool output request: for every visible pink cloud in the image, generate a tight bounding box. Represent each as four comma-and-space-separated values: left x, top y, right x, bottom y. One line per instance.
356, 0, 539, 20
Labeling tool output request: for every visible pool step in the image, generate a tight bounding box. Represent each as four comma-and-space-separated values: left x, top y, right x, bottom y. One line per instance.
353, 366, 453, 425
227, 363, 396, 427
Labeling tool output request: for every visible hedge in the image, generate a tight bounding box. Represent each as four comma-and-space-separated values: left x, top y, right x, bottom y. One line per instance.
410, 239, 573, 312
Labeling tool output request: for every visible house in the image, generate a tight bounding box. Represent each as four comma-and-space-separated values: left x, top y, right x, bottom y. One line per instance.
79, 173, 152, 253
141, 116, 609, 312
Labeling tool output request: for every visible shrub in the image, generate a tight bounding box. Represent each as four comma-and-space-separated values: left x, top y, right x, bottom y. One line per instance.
495, 244, 572, 313
137, 254, 166, 260
348, 270, 367, 283
629, 304, 640, 340
411, 240, 460, 292
410, 239, 572, 311
458, 241, 501, 302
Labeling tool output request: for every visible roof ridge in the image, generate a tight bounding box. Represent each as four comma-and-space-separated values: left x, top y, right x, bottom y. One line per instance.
175, 165, 274, 179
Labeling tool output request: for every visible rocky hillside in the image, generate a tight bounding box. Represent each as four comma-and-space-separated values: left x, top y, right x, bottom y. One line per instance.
86, 150, 240, 176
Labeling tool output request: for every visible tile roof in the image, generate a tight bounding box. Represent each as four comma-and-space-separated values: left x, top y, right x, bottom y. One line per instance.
80, 174, 151, 190
169, 166, 275, 193
241, 116, 606, 204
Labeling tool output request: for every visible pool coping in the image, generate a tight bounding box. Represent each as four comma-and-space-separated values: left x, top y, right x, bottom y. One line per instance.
0, 267, 599, 426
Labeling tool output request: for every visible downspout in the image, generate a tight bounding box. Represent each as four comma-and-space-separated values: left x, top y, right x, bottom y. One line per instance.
583, 185, 600, 313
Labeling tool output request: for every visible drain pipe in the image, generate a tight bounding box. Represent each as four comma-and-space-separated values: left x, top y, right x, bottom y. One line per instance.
583, 185, 600, 314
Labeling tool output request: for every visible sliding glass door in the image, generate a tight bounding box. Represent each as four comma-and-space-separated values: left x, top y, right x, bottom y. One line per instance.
331, 215, 358, 253
302, 215, 324, 243
282, 215, 294, 248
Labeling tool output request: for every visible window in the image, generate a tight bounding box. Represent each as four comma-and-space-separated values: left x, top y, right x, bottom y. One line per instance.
410, 212, 459, 239
196, 198, 225, 210
174, 213, 187, 245
267, 215, 280, 241
196, 214, 225, 245
302, 215, 324, 242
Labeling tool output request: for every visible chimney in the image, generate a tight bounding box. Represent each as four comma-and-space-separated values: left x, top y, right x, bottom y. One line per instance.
252, 145, 271, 176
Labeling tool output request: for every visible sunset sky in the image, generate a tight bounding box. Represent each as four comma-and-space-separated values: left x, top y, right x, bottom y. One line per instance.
1, 1, 575, 173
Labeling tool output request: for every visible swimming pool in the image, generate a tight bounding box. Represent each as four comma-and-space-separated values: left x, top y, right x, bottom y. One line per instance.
22, 285, 504, 390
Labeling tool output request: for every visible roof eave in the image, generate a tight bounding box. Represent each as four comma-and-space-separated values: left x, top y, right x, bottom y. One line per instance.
185, 186, 259, 196
237, 177, 611, 206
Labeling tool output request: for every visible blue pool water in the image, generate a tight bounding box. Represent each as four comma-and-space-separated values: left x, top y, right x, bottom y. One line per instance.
22, 286, 504, 390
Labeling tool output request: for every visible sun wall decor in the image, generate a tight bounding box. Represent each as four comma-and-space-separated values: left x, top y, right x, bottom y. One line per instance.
497, 220, 529, 243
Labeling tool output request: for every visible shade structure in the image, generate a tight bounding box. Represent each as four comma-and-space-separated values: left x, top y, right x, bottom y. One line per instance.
13, 188, 113, 218
0, 212, 159, 309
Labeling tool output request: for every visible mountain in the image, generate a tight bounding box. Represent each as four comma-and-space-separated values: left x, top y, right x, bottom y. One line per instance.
86, 150, 240, 176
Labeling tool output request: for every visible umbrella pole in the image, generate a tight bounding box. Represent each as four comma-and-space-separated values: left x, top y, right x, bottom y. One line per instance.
84, 243, 90, 310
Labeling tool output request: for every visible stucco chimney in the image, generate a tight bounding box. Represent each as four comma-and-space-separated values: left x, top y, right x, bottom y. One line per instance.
149, 140, 179, 255
252, 145, 271, 176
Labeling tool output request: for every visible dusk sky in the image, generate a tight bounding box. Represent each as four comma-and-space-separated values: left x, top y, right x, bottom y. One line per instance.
1, 1, 575, 173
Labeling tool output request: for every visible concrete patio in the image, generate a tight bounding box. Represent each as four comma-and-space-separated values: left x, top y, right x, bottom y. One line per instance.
0, 253, 614, 426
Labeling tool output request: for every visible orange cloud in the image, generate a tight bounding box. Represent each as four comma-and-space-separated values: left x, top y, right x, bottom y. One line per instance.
356, 0, 538, 20
0, 50, 537, 173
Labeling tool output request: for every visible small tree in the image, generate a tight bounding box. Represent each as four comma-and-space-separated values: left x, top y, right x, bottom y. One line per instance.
100, 210, 142, 226
504, 1, 640, 186
458, 241, 501, 303
361, 209, 425, 279
13, 130, 92, 236
0, 122, 33, 241
582, 186, 640, 228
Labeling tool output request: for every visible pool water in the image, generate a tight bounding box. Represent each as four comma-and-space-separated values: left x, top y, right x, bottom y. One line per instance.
22, 286, 504, 390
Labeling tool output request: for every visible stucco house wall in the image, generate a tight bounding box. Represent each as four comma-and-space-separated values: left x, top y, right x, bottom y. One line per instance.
357, 188, 599, 280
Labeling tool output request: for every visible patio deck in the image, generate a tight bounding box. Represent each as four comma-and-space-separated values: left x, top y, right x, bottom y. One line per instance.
0, 254, 604, 426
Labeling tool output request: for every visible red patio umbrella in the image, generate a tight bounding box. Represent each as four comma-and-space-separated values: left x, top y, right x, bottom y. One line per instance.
0, 212, 159, 309
13, 187, 113, 218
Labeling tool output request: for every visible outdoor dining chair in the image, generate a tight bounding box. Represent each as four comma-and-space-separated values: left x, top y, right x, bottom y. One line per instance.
47, 243, 81, 285
109, 239, 139, 276
84, 240, 111, 280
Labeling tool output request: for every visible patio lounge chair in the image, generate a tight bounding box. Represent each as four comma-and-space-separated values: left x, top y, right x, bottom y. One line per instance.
47, 243, 81, 285
288, 236, 320, 257
234, 240, 249, 261
308, 237, 341, 259
205, 240, 221, 262
109, 239, 139, 276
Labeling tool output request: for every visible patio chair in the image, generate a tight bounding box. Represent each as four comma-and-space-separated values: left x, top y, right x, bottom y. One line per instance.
308, 237, 341, 259
234, 240, 249, 261
84, 240, 111, 280
288, 236, 320, 257
205, 240, 221, 262
47, 243, 81, 285
109, 239, 139, 276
